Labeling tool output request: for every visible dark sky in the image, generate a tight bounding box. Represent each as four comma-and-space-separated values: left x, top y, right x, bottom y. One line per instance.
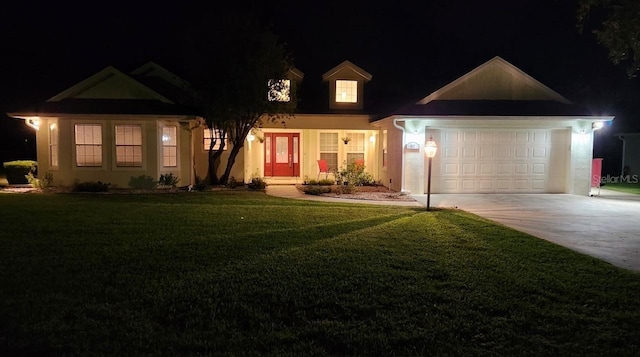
1, 0, 638, 167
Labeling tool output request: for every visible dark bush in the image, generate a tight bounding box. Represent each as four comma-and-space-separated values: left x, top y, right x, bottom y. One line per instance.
247, 175, 267, 191
318, 179, 335, 186
303, 185, 332, 195
128, 175, 157, 189
72, 181, 110, 192
3, 160, 37, 184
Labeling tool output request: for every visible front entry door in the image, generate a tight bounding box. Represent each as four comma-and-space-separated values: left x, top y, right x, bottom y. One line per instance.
264, 133, 300, 177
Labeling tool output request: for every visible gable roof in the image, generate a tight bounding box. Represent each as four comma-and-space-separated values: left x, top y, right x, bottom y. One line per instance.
130, 62, 191, 90
322, 60, 373, 82
417, 56, 571, 105
48, 66, 174, 103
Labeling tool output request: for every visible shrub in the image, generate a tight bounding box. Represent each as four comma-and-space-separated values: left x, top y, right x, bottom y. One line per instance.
3, 160, 37, 185
303, 185, 332, 195
227, 176, 239, 189
128, 175, 157, 190
247, 174, 267, 191
318, 179, 335, 186
25, 172, 53, 189
72, 181, 110, 193
306, 179, 319, 185
158, 173, 180, 187
334, 161, 374, 186
194, 176, 207, 191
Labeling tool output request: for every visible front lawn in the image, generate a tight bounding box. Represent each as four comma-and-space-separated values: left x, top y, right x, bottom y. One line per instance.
0, 191, 638, 355
603, 182, 640, 195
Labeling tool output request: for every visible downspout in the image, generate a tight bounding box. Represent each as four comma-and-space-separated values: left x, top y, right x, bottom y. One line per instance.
393, 118, 407, 193
618, 135, 626, 177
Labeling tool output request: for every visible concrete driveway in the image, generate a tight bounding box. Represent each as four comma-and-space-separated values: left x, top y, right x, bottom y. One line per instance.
412, 189, 640, 272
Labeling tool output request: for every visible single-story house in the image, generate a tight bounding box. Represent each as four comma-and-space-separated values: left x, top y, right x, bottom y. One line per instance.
8, 56, 613, 196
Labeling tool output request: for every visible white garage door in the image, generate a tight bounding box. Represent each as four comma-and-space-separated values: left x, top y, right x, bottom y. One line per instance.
431, 129, 568, 193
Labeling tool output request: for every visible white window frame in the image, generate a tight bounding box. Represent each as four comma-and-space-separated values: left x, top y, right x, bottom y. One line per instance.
162, 126, 178, 168
382, 130, 388, 170
115, 124, 143, 167
345, 132, 365, 165
335, 80, 357, 103
203, 128, 227, 151
319, 132, 339, 172
49, 121, 58, 168
75, 124, 103, 167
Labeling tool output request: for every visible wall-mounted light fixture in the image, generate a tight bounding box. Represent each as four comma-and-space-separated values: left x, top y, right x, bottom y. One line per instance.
24, 116, 41, 131
369, 134, 376, 143
592, 121, 604, 131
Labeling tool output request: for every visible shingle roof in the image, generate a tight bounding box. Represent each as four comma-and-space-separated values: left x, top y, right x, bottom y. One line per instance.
11, 99, 199, 116
391, 100, 594, 117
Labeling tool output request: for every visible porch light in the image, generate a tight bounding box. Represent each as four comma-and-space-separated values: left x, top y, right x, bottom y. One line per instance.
592, 121, 604, 130
424, 136, 437, 211
369, 134, 376, 143
25, 117, 41, 131
247, 133, 255, 142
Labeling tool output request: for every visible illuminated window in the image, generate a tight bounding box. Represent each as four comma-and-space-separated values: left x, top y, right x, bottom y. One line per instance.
335, 80, 357, 103
49, 122, 58, 167
75, 124, 102, 167
162, 126, 177, 167
267, 79, 291, 102
203, 127, 227, 151
319, 132, 339, 171
346, 132, 365, 164
382, 130, 388, 169
115, 125, 142, 167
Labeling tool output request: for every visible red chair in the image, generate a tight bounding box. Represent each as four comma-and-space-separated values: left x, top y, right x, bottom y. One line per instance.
317, 159, 329, 180
354, 159, 365, 172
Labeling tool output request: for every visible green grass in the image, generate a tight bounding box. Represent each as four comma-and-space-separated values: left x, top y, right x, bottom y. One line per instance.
603, 182, 640, 194
0, 191, 639, 356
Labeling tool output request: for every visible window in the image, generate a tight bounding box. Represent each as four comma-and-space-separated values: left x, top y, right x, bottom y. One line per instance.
382, 130, 388, 169
267, 79, 291, 102
346, 132, 365, 164
75, 124, 102, 167
49, 122, 58, 167
162, 126, 177, 167
319, 132, 339, 172
203, 128, 226, 151
115, 125, 142, 167
335, 80, 357, 103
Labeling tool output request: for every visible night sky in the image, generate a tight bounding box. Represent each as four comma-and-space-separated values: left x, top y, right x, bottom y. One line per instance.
1, 0, 638, 173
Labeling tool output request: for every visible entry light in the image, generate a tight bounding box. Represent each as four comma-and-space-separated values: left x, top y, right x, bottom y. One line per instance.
247, 133, 255, 142
25, 117, 41, 131
592, 121, 604, 130
369, 134, 376, 143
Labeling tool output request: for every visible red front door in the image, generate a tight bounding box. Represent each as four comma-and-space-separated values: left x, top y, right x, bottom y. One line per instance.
264, 133, 300, 177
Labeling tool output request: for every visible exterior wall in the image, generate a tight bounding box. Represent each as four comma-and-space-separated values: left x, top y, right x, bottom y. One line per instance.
568, 122, 595, 196
374, 119, 405, 193
192, 126, 245, 183
34, 115, 194, 188
243, 127, 380, 185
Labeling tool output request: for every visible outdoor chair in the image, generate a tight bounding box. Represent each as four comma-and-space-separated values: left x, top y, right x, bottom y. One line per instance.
317, 159, 329, 180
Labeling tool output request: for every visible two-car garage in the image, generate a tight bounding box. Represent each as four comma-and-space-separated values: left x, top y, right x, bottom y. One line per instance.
430, 128, 569, 193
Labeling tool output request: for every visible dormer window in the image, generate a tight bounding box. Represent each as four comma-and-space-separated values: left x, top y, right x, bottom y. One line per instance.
335, 80, 357, 103
322, 60, 372, 110
267, 79, 291, 102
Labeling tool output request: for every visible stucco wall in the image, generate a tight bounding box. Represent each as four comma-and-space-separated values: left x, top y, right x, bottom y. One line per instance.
35, 115, 194, 188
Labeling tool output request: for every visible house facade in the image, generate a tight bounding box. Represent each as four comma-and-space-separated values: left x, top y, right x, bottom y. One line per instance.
9, 57, 613, 196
